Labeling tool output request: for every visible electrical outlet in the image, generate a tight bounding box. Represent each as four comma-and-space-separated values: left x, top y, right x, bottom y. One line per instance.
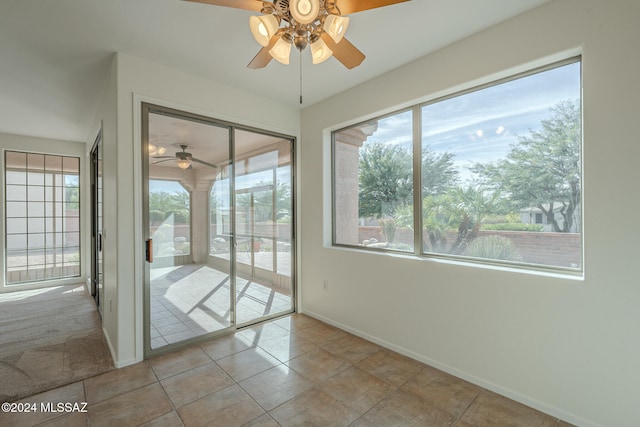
323, 280, 329, 291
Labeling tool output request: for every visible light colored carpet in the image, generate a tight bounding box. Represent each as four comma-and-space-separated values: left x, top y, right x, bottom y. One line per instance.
0, 284, 114, 402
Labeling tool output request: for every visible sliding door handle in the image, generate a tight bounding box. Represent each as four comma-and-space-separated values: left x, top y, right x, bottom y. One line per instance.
146, 239, 153, 263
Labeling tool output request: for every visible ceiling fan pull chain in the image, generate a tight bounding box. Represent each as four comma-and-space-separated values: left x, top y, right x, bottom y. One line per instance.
299, 48, 303, 104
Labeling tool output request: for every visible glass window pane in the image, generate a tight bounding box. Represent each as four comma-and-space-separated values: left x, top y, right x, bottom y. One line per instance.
7, 234, 27, 251
28, 217, 45, 233
45, 156, 62, 172
420, 61, 581, 269
6, 151, 26, 169
27, 186, 45, 201
65, 175, 79, 187
6, 202, 27, 217
28, 201, 45, 217
27, 153, 45, 171
6, 251, 27, 268
6, 170, 26, 185
6, 218, 27, 234
6, 185, 27, 201
28, 233, 46, 249
334, 109, 414, 252
27, 171, 44, 186
63, 156, 80, 173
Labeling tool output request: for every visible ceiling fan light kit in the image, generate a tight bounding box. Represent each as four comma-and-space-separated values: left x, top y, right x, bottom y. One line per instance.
310, 36, 332, 64
249, 14, 279, 46
176, 158, 192, 169
152, 144, 218, 170
185, 0, 410, 70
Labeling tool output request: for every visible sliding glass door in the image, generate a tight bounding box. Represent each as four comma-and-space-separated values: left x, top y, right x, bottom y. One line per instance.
143, 104, 294, 356
233, 130, 294, 325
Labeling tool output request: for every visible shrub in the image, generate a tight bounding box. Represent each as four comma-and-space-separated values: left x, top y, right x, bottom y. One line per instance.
482, 223, 543, 232
463, 235, 523, 262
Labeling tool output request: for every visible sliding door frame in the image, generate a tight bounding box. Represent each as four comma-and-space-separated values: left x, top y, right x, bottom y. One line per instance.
141, 102, 296, 358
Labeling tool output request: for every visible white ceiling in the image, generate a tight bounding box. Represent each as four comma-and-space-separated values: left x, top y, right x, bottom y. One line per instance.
0, 0, 548, 143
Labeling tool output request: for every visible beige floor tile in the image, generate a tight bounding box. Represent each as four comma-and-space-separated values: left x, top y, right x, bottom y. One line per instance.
350, 389, 456, 426
256, 332, 317, 363
242, 413, 280, 427
239, 364, 314, 411
160, 362, 235, 408
320, 366, 395, 414
359, 348, 425, 387
236, 322, 290, 346
177, 384, 264, 427
269, 388, 361, 427
457, 390, 557, 427
321, 334, 382, 363
87, 382, 172, 427
286, 348, 352, 383
0, 381, 86, 427
139, 410, 184, 427
295, 322, 348, 345
199, 333, 255, 360
85, 361, 156, 403
149, 345, 212, 380
38, 411, 88, 427
216, 346, 281, 382
271, 313, 323, 332
401, 365, 481, 418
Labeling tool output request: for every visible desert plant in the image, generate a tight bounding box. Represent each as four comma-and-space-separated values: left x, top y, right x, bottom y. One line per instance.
463, 235, 523, 262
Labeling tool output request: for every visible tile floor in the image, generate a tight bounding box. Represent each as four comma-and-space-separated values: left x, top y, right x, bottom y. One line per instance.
150, 265, 292, 349
1, 314, 575, 427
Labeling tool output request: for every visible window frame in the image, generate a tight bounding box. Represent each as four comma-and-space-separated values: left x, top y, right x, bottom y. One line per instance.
4, 150, 81, 285
331, 56, 583, 276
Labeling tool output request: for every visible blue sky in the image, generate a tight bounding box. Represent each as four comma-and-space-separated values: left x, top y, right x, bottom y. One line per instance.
364, 61, 581, 183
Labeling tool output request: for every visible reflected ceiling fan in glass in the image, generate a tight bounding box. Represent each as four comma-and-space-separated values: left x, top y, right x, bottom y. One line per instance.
152, 144, 218, 169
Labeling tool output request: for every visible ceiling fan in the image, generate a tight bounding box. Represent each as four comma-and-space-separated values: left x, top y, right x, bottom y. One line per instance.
184, 0, 410, 69
152, 144, 218, 169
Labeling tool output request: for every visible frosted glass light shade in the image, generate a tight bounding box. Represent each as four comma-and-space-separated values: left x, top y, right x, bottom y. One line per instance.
324, 15, 350, 43
269, 37, 292, 64
290, 0, 320, 24
176, 158, 191, 169
249, 14, 278, 47
310, 38, 332, 64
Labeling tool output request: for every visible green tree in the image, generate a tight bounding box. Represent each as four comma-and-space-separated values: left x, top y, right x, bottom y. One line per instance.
474, 100, 581, 232
358, 142, 413, 218
422, 149, 459, 196
421, 186, 502, 254
149, 190, 190, 225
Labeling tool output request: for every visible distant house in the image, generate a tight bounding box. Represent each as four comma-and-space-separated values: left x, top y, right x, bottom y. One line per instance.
520, 203, 580, 233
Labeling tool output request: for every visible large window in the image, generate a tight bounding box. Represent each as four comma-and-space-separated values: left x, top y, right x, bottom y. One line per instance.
5, 151, 80, 284
333, 58, 582, 272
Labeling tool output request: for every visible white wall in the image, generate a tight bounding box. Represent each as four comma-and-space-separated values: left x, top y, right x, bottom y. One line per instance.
0, 133, 87, 293
299, 1, 640, 426
86, 54, 118, 362
92, 53, 300, 366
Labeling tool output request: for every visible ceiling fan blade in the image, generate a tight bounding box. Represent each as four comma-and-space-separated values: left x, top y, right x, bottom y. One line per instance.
192, 158, 218, 169
333, 0, 410, 15
152, 156, 174, 160
152, 159, 175, 165
321, 33, 365, 69
247, 34, 281, 69
183, 0, 263, 12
